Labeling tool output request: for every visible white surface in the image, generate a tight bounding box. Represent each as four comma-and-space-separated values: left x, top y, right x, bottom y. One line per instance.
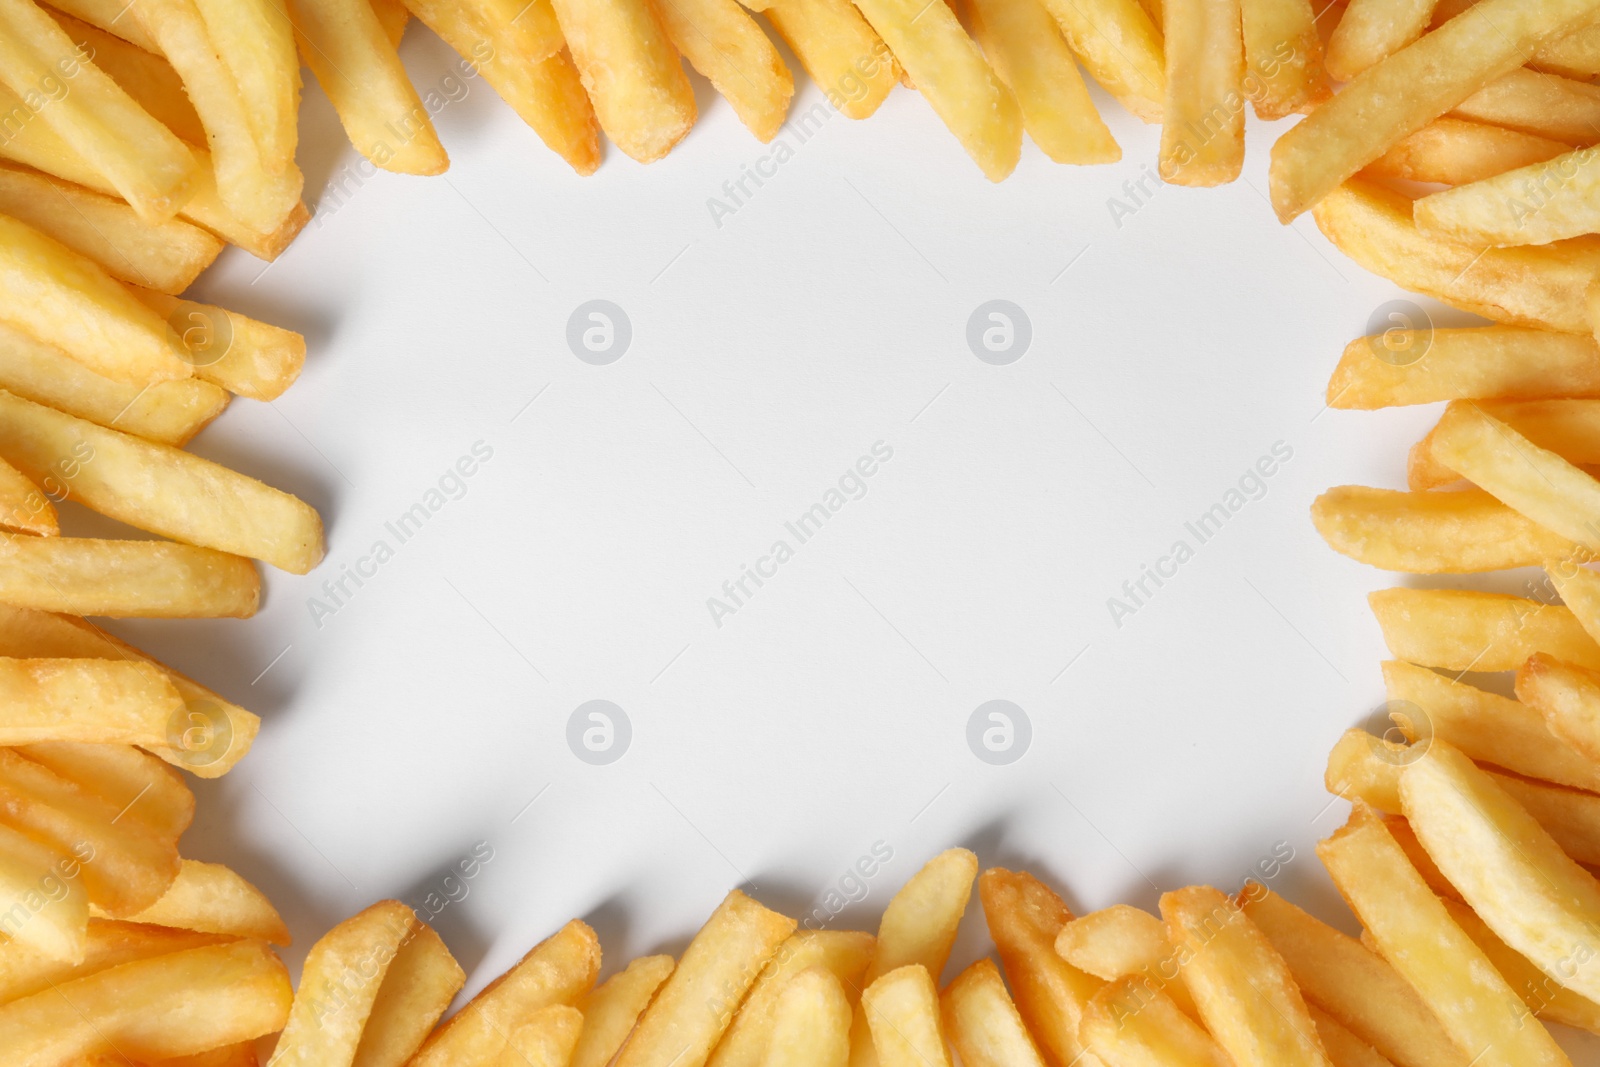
81, 28, 1598, 1054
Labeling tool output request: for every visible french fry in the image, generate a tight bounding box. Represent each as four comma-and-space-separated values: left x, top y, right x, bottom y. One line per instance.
1496, 771, 1600, 867
1239, 887, 1468, 1067
849, 0, 1022, 180
192, 0, 300, 174
976, 867, 1104, 1067
759, 967, 851, 1067
17, 741, 193, 840
1441, 895, 1600, 1034
551, 0, 697, 163
352, 921, 464, 1067
708, 930, 874, 1067
498, 1004, 585, 1066
1157, 0, 1244, 186
1324, 729, 1408, 813
48, 9, 207, 145
1517, 653, 1600, 765
656, 0, 793, 142
1378, 815, 1457, 901
861, 965, 950, 1067
47, 0, 160, 48
1241, 0, 1327, 120
571, 954, 675, 1067
865, 848, 975, 984
1324, 0, 1435, 81
1417, 143, 1600, 247
964, 0, 1119, 164
412, 919, 601, 1065
1549, 555, 1600, 646
1309, 1005, 1403, 1067
1369, 587, 1600, 671
370, 0, 410, 43
1431, 3, 1600, 79
0, 0, 197, 221
1328, 325, 1600, 410
119, 859, 289, 944
1364, 117, 1571, 186
1452, 67, 1600, 147
0, 657, 186, 748
159, 1043, 262, 1067
1312, 486, 1591, 572
0, 939, 292, 1063
1314, 178, 1600, 333
762, 0, 898, 120
131, 288, 306, 401
1318, 804, 1571, 1067
0, 454, 53, 534
0, 822, 89, 962
267, 899, 415, 1066
1038, 0, 1164, 123
617, 890, 796, 1067
1054, 904, 1199, 1018
1409, 399, 1600, 491
940, 958, 1046, 1067
0, 918, 222, 1002
0, 535, 261, 619
1079, 977, 1231, 1067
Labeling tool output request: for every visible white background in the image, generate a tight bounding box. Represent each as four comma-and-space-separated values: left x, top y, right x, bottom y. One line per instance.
68, 24, 1600, 1056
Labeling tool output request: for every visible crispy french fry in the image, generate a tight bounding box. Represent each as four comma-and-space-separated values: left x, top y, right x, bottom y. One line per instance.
192, 0, 300, 174
618, 890, 796, 1067
1416, 144, 1600, 247
119, 859, 289, 943
1327, 325, 1600, 410
1079, 977, 1231, 1067
1325, 0, 1436, 81
1549, 556, 1600, 646
412, 919, 601, 1065
571, 954, 675, 1067
18, 741, 193, 840
1409, 399, 1600, 490
47, 10, 206, 143
1054, 904, 1198, 1018
0, 454, 52, 534
759, 967, 851, 1067
1452, 67, 1600, 146
1369, 587, 1600, 671
861, 965, 950, 1067
1312, 486, 1591, 572
656, 0, 793, 142
1432, 3, 1600, 79
352, 921, 464, 1067
1157, 0, 1244, 186
1496, 772, 1600, 867
498, 1004, 584, 1066
762, 0, 898, 120
1364, 117, 1571, 186
1324, 729, 1409, 813
48, 0, 160, 47
1318, 804, 1571, 1067
976, 868, 1104, 1067
940, 958, 1046, 1067
1309, 1005, 1399, 1067
158, 1043, 262, 1067
1038, 0, 1164, 123
552, 0, 696, 162
0, 918, 222, 1002
1377, 815, 1457, 901
1241, 0, 1327, 119
0, 657, 186, 747
708, 930, 874, 1067
0, 535, 260, 619
1315, 178, 1600, 333
1441, 895, 1600, 1034
130, 288, 305, 401
1240, 887, 1467, 1067
0, 822, 89, 962
1517, 652, 1600, 765
371, 0, 409, 43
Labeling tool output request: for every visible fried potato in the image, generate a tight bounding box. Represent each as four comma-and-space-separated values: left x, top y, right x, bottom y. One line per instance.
1307, 1006, 1399, 1067
762, 0, 898, 120
866, 848, 976, 984
976, 867, 1104, 1067
45, 11, 207, 145
1054, 904, 1198, 1018
851, 0, 1022, 180
0, 939, 291, 1064
267, 900, 415, 1066
17, 741, 193, 840
0, 535, 260, 618
759, 967, 851, 1067
1241, 0, 1326, 119
1409, 399, 1600, 490
1324, 0, 1435, 81
1318, 803, 1570, 1067
0, 657, 186, 748
708, 930, 874, 1067
656, 0, 792, 142
352, 921, 464, 1067
1375, 815, 1457, 901
1369, 587, 1600, 671
1314, 178, 1600, 333
618, 890, 796, 1067
1441, 896, 1600, 1034
158, 1043, 263, 1067
1549, 555, 1600, 645
0, 391, 324, 572
130, 287, 306, 401
371, 0, 409, 43
1417, 143, 1600, 246
552, 0, 696, 162
1328, 325, 1600, 410
1157, 0, 1243, 186
1496, 772, 1600, 866
0, 823, 89, 962
412, 919, 601, 1065
1038, 0, 1164, 123
1241, 888, 1464, 1067
1079, 977, 1231, 1067
47, 0, 160, 47
940, 958, 1046, 1067
1453, 67, 1600, 147
1312, 486, 1592, 572
1364, 117, 1570, 186
0, 918, 222, 1002
119, 859, 288, 944
497, 1004, 584, 1066
1325, 729, 1409, 813
192, 0, 300, 175
861, 965, 950, 1067
0, 454, 52, 534
1517, 653, 1600, 765
571, 954, 675, 1067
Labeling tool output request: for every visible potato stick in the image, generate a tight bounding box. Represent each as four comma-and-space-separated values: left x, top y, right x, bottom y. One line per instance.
1241, 0, 1327, 120
1441, 896, 1600, 1034
571, 955, 675, 1067
762, 0, 897, 120
48, 0, 160, 47
964, 0, 1119, 164
656, 0, 793, 142
940, 958, 1046, 1067
17, 742, 192, 840
1079, 977, 1231, 1067
1271, 0, 1600, 222
708, 930, 874, 1067
0, 657, 184, 748
759, 967, 851, 1067
1325, 0, 1436, 81
1364, 117, 1571, 186
618, 890, 796, 1067
1549, 556, 1600, 647
0, 823, 89, 962
1038, 0, 1165, 123
1325, 729, 1409, 813
0, 940, 292, 1064
847, 0, 1022, 180
131, 289, 304, 403
1497, 773, 1600, 867
866, 848, 976, 985
0, 918, 223, 1003
1307, 1008, 1392, 1067
120, 859, 288, 943
1453, 68, 1600, 146
268, 900, 415, 1066
861, 965, 950, 1067
1318, 805, 1571, 1067
497, 1004, 584, 1066
0, 392, 323, 572
1387, 658, 1600, 793
413, 919, 601, 1065
1314, 178, 1600, 333
1054, 905, 1199, 1018
156, 1043, 262, 1067
290, 0, 448, 175
1416, 144, 1600, 246
1372, 815, 1457, 902
1517, 653, 1600, 768
551, 0, 696, 162
1369, 587, 1600, 671
0, 535, 260, 618
370, 0, 409, 43
41, 12, 206, 150
351, 922, 464, 1067
1312, 486, 1591, 572
976, 867, 1104, 1067
0, 455, 53, 534
1409, 399, 1600, 491
1403, 741, 1600, 1003
1439, 4, 1600, 78
1328, 325, 1600, 410
1240, 887, 1467, 1067
1158, 0, 1244, 186
192, 0, 299, 174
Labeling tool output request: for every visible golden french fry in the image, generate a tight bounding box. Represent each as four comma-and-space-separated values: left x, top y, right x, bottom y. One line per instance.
1377, 815, 1456, 901
1312, 485, 1591, 572
352, 921, 464, 1067
46, 11, 206, 144
1453, 67, 1600, 147
656, 0, 792, 142
120, 859, 289, 943
1039, 0, 1164, 123
0, 535, 260, 619
940, 958, 1047, 1067
1054, 904, 1198, 1018
1240, 0, 1327, 120
47, 0, 160, 47
156, 1043, 262, 1067
1369, 586, 1600, 671
1308, 1005, 1399, 1067
1324, 729, 1408, 813
1417, 143, 1600, 246
1409, 399, 1600, 490
1496, 772, 1600, 867
1158, 0, 1244, 185
964, 0, 1119, 164
413, 919, 601, 1065
708, 930, 874, 1067
0, 917, 222, 1003
1517, 652, 1600, 765
976, 867, 1104, 1067
1531, 16, 1600, 79
861, 965, 950, 1067
0, 453, 53, 534
371, 0, 410, 43
759, 967, 851, 1067
0, 940, 292, 1062
0, 657, 186, 747
0, 822, 89, 962
762, 0, 898, 120
498, 1004, 585, 1066
18, 742, 193, 840
1549, 555, 1600, 647
1364, 117, 1571, 186
1079, 977, 1231, 1067
1441, 896, 1600, 1034
571, 954, 675, 1067
552, 0, 696, 162
1325, 0, 1435, 81
192, 0, 300, 174
1240, 887, 1467, 1067
130, 288, 306, 401
1328, 325, 1600, 411
618, 890, 796, 1067
1319, 804, 1571, 1067
1315, 178, 1600, 333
